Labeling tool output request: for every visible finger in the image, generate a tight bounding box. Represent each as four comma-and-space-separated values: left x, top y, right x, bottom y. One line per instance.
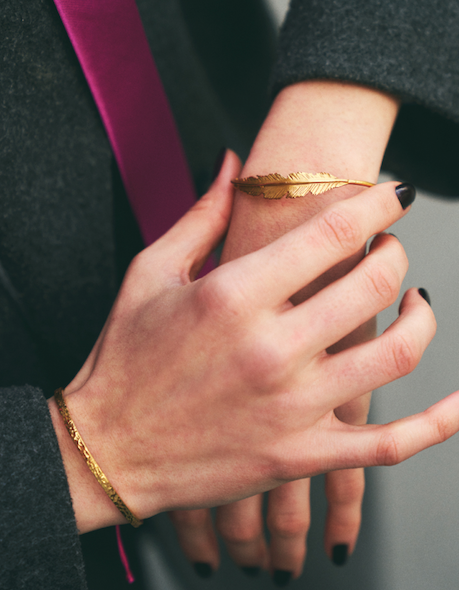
267, 479, 311, 581
334, 393, 372, 429
169, 509, 220, 574
314, 287, 436, 411
324, 385, 371, 566
281, 232, 408, 358
225, 181, 413, 308
324, 469, 364, 566
311, 389, 459, 475
216, 495, 268, 573
141, 149, 242, 280
330, 320, 374, 432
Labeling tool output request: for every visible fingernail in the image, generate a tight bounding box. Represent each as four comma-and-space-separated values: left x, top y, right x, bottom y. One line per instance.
212, 148, 227, 181
273, 570, 292, 586
395, 183, 416, 210
332, 544, 349, 566
387, 233, 398, 239
241, 566, 261, 577
418, 288, 431, 306
193, 562, 213, 578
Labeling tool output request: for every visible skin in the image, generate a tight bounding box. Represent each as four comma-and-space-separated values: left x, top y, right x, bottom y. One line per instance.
48, 150, 459, 547
170, 80, 402, 577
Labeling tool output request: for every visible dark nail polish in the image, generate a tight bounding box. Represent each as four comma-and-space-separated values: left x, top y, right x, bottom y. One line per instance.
395, 183, 416, 210
387, 233, 398, 239
193, 562, 213, 578
212, 148, 226, 181
241, 566, 261, 577
273, 570, 292, 587
418, 288, 431, 306
332, 544, 349, 566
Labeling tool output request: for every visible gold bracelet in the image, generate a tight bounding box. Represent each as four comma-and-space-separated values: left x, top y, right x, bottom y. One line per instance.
54, 387, 143, 528
231, 172, 374, 200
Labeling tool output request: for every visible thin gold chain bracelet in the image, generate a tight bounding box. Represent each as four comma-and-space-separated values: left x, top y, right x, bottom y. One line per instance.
54, 387, 143, 528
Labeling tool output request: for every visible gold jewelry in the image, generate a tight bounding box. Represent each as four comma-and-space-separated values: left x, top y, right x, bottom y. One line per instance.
231, 172, 374, 200
54, 387, 143, 528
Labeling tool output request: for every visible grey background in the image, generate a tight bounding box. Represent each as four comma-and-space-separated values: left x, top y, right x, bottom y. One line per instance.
141, 3, 459, 588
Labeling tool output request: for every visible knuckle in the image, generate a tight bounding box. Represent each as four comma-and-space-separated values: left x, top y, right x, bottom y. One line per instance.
127, 251, 144, 274
124, 251, 147, 285
116, 252, 151, 310
363, 262, 400, 306
170, 509, 208, 529
316, 207, 361, 255
194, 273, 244, 319
427, 410, 452, 444
192, 191, 228, 227
267, 513, 310, 539
268, 449, 301, 481
273, 462, 294, 482
375, 431, 401, 466
383, 332, 419, 378
217, 521, 261, 545
240, 335, 290, 390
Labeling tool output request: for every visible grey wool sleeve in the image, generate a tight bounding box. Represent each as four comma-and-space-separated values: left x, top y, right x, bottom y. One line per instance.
0, 385, 87, 590
271, 0, 459, 196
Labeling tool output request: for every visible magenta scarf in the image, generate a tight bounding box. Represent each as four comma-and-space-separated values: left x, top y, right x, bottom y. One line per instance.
53, 0, 197, 247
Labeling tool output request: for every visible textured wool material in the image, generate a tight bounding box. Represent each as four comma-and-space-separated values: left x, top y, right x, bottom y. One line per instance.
272, 0, 459, 194
0, 386, 87, 590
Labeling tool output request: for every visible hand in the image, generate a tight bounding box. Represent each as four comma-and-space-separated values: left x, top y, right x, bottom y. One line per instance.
49, 150, 454, 539
168, 81, 401, 580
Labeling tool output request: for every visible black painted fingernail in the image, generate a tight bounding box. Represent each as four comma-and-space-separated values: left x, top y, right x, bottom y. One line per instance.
212, 148, 227, 181
332, 544, 349, 566
193, 562, 213, 578
418, 288, 431, 306
395, 183, 416, 210
273, 570, 292, 586
241, 566, 261, 577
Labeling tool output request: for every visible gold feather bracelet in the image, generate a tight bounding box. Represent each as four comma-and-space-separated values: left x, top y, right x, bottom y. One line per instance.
231, 172, 374, 200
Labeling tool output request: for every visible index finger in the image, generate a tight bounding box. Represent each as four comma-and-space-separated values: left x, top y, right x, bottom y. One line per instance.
225, 182, 414, 308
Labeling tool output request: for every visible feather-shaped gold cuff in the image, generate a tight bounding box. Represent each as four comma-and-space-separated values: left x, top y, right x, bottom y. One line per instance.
231, 172, 374, 200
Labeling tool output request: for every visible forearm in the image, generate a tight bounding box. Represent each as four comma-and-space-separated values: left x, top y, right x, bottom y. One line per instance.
221, 80, 400, 279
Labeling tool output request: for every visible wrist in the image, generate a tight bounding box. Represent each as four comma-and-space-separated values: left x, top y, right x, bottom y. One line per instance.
221, 80, 399, 263
245, 80, 399, 180
48, 394, 129, 534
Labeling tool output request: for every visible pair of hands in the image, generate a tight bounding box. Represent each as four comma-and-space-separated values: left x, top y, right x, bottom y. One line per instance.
49, 150, 458, 582
166, 82, 403, 581
165, 154, 436, 580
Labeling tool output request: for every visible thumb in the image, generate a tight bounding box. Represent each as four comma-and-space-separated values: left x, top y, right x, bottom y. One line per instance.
150, 149, 242, 280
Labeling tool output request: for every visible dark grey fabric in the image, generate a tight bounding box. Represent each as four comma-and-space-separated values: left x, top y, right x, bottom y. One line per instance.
272, 0, 459, 195
0, 386, 86, 590
273, 0, 459, 114
0, 0, 118, 390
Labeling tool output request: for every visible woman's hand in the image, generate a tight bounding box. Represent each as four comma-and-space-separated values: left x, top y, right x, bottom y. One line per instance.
49, 151, 454, 538
168, 80, 402, 580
